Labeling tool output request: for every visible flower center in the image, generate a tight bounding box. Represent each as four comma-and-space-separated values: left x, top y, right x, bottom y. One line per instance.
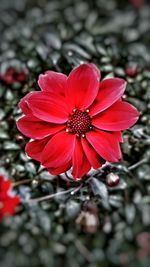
66, 109, 92, 136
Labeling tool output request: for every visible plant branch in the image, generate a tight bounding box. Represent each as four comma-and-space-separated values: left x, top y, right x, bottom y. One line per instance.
128, 158, 147, 171
75, 240, 93, 262
12, 179, 33, 187
28, 184, 83, 203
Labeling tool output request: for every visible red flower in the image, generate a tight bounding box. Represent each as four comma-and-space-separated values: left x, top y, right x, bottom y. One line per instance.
0, 175, 20, 221
125, 66, 139, 77
129, 0, 145, 8
0, 67, 26, 85
17, 64, 140, 179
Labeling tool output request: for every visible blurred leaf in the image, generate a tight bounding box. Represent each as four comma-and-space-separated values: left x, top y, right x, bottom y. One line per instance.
89, 177, 109, 209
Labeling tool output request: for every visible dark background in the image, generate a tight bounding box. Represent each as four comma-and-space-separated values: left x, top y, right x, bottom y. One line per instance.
0, 0, 150, 267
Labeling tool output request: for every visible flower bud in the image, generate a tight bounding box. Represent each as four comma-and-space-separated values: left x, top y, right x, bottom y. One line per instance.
106, 172, 120, 187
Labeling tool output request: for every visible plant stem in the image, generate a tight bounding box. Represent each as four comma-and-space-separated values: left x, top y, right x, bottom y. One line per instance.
128, 158, 147, 171
28, 185, 83, 203
75, 240, 93, 262
12, 179, 33, 187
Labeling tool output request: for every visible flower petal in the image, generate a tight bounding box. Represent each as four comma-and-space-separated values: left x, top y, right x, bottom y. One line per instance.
81, 137, 104, 169
86, 129, 122, 162
1, 196, 20, 215
27, 91, 69, 123
41, 131, 75, 168
38, 71, 67, 96
90, 78, 127, 116
19, 92, 34, 115
115, 131, 124, 143
72, 137, 91, 179
0, 177, 11, 197
17, 114, 65, 139
92, 101, 140, 131
48, 161, 71, 175
25, 137, 50, 161
66, 63, 100, 111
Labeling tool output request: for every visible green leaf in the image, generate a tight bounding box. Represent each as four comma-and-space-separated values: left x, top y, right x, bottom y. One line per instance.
89, 177, 109, 209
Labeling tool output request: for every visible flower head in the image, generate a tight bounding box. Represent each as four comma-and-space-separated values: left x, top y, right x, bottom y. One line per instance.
0, 175, 20, 221
125, 66, 139, 77
0, 67, 26, 85
17, 63, 140, 179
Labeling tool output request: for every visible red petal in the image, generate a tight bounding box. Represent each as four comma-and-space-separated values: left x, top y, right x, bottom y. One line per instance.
25, 137, 50, 161
48, 160, 71, 175
81, 137, 103, 169
17, 114, 65, 139
19, 92, 34, 115
90, 78, 127, 116
72, 138, 91, 179
27, 91, 69, 123
92, 101, 140, 131
1, 196, 20, 215
0, 178, 11, 197
113, 132, 122, 160
1, 179, 11, 192
38, 71, 67, 96
66, 63, 100, 111
41, 131, 75, 168
115, 131, 124, 143
86, 129, 122, 162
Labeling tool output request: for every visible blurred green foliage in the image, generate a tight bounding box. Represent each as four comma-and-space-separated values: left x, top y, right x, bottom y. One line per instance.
0, 0, 150, 266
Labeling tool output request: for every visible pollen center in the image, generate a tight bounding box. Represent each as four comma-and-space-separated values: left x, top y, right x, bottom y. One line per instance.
67, 109, 92, 135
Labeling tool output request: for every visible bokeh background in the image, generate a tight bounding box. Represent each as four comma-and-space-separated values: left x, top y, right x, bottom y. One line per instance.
0, 0, 150, 267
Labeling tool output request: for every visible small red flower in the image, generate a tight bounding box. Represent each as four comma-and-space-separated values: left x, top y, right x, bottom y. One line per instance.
0, 175, 20, 221
17, 64, 140, 179
0, 67, 26, 85
125, 66, 139, 77
129, 0, 145, 8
